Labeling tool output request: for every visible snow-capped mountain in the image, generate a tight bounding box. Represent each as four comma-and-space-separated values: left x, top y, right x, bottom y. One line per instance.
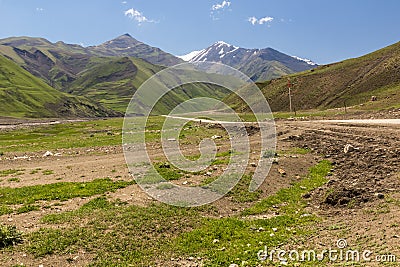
179, 41, 317, 81
179, 41, 240, 62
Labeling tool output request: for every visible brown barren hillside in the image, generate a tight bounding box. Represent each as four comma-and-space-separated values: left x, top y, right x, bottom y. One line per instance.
225, 41, 400, 112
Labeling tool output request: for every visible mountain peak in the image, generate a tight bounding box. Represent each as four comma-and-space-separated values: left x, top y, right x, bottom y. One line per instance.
114, 33, 136, 41
214, 41, 231, 46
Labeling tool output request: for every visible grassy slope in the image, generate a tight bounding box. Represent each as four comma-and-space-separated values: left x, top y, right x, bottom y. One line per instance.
225, 41, 400, 112
67, 57, 164, 112
0, 55, 117, 118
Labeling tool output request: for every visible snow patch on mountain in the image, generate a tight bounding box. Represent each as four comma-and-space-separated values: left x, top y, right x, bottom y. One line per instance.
177, 50, 202, 62
291, 56, 318, 66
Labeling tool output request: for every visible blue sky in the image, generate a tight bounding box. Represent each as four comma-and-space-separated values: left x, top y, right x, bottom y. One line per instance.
0, 0, 399, 64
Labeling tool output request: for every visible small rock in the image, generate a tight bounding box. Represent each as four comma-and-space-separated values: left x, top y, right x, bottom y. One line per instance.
182, 181, 188, 185
278, 168, 286, 175
272, 228, 278, 232
167, 138, 176, 141
213, 239, 219, 243
344, 144, 355, 154
375, 193, 385, 199
250, 162, 257, 167
42, 151, 53, 157
229, 264, 239, 267
211, 135, 222, 139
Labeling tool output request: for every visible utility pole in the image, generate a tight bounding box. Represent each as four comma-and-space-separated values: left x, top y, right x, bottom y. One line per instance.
287, 79, 293, 113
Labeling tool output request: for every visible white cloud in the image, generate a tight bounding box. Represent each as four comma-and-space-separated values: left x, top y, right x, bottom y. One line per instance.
122, 1, 127, 4
124, 8, 155, 24
248, 16, 274, 26
212, 0, 231, 11
36, 7, 44, 12
258, 16, 274, 25
248, 16, 258, 25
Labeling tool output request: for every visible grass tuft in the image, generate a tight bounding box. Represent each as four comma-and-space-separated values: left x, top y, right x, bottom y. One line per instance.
0, 224, 23, 248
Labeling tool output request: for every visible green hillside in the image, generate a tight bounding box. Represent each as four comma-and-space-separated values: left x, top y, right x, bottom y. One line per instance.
225, 41, 400, 112
0, 55, 118, 118
66, 57, 164, 112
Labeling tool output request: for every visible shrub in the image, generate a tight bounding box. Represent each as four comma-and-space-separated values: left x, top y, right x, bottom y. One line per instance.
0, 224, 23, 248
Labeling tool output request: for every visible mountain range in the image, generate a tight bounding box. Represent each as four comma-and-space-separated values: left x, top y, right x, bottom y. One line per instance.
178, 41, 317, 81
0, 35, 230, 117
224, 41, 400, 112
0, 33, 398, 118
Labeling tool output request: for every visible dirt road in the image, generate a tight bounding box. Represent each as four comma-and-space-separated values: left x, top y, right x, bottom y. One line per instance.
317, 118, 400, 125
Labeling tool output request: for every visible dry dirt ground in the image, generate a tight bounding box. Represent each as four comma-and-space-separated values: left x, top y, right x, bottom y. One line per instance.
281, 119, 400, 266
0, 118, 399, 266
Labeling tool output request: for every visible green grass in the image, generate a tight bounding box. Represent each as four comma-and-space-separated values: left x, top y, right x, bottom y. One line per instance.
7, 177, 20, 182
16, 204, 40, 214
279, 147, 311, 155
13, 160, 332, 266
41, 197, 116, 224
0, 118, 123, 153
0, 169, 25, 177
0, 116, 210, 153
0, 205, 13, 216
27, 203, 202, 261
42, 169, 54, 175
29, 168, 42, 174
0, 178, 134, 205
243, 160, 332, 216
227, 174, 262, 203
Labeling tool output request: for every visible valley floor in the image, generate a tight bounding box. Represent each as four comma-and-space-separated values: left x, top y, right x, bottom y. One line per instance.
0, 116, 398, 266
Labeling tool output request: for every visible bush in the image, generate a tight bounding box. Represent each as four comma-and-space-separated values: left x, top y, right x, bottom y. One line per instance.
0, 224, 23, 248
